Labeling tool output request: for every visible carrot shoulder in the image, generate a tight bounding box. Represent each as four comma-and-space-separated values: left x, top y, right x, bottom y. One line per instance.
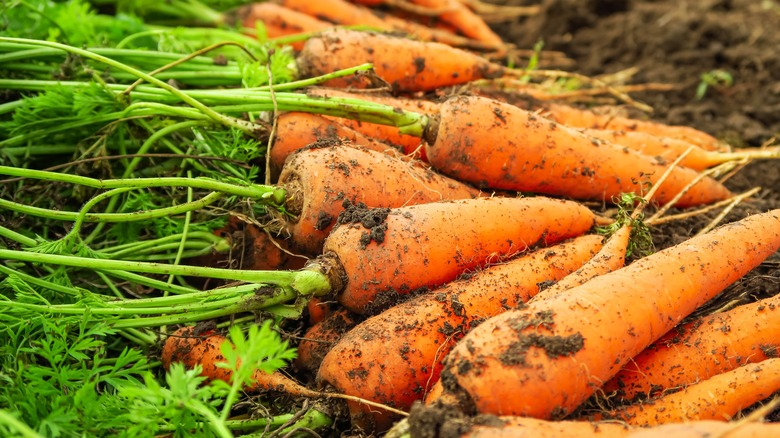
320, 196, 597, 314
423, 95, 732, 207
317, 234, 604, 431
437, 209, 780, 418
603, 293, 780, 400
278, 144, 480, 255
237, 3, 331, 50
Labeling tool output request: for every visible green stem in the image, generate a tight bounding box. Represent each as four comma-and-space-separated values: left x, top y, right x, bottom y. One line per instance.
0, 192, 227, 223
0, 37, 254, 132
0, 409, 43, 438
0, 224, 37, 247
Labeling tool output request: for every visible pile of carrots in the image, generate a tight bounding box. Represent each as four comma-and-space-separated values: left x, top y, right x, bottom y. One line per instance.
160, 2, 780, 436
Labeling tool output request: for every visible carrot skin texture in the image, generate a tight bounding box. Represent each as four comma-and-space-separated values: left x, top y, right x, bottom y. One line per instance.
625, 420, 780, 438
438, 209, 780, 418
424, 95, 732, 207
318, 235, 604, 431
323, 196, 597, 315
271, 112, 397, 178
297, 29, 506, 92
603, 293, 780, 400
543, 103, 725, 151
279, 145, 480, 255
531, 224, 631, 303
296, 308, 360, 372
238, 3, 331, 50
608, 358, 780, 425
161, 326, 312, 396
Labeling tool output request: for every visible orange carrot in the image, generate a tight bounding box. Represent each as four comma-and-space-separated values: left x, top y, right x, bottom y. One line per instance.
543, 103, 726, 151
280, 0, 491, 49
351, 0, 505, 48
603, 293, 780, 401
215, 216, 307, 272
161, 326, 318, 397
238, 3, 331, 50
604, 358, 780, 425
436, 209, 780, 418
423, 95, 732, 207
296, 308, 360, 373
581, 129, 780, 171
318, 196, 597, 315
435, 416, 780, 438
305, 296, 332, 325
317, 234, 604, 431
306, 88, 441, 157
277, 144, 480, 255
271, 111, 398, 178
297, 28, 506, 92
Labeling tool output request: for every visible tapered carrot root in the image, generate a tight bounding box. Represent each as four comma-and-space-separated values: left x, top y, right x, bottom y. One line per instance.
544, 103, 726, 151
318, 235, 604, 431
278, 145, 480, 255
161, 326, 318, 397
423, 95, 732, 207
295, 308, 360, 373
437, 209, 780, 418
581, 129, 780, 170
605, 358, 780, 425
237, 3, 331, 50
319, 196, 597, 315
603, 293, 780, 400
297, 28, 506, 92
271, 112, 397, 178
530, 225, 631, 303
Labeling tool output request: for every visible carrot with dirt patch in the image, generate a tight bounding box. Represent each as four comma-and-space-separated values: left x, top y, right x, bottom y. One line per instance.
238, 3, 331, 50
435, 209, 780, 419
601, 358, 780, 425
317, 234, 604, 431
602, 293, 780, 401
295, 308, 361, 373
320, 196, 597, 315
422, 95, 732, 207
297, 28, 507, 92
277, 144, 481, 255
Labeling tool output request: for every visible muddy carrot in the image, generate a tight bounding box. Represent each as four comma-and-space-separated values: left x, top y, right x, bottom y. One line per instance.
297, 28, 507, 92
319, 196, 597, 315
543, 103, 726, 151
422, 95, 732, 207
277, 144, 480, 255
317, 234, 604, 432
436, 209, 780, 418
161, 326, 319, 397
209, 216, 307, 272
602, 293, 780, 401
581, 129, 780, 171
270, 111, 398, 178
295, 308, 361, 372
237, 3, 331, 50
605, 358, 780, 425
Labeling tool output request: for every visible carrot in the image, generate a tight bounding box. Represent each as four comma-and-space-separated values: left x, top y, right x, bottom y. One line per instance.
237, 3, 331, 50
317, 234, 604, 431
438, 416, 780, 438
280, 0, 493, 49
604, 358, 780, 425
602, 293, 780, 401
436, 209, 780, 418
221, 216, 307, 271
319, 196, 597, 315
351, 0, 505, 48
581, 129, 780, 171
277, 144, 480, 255
295, 308, 360, 373
305, 296, 332, 325
543, 103, 726, 151
161, 326, 318, 397
270, 111, 398, 178
306, 88, 441, 157
297, 28, 507, 92
422, 95, 732, 207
